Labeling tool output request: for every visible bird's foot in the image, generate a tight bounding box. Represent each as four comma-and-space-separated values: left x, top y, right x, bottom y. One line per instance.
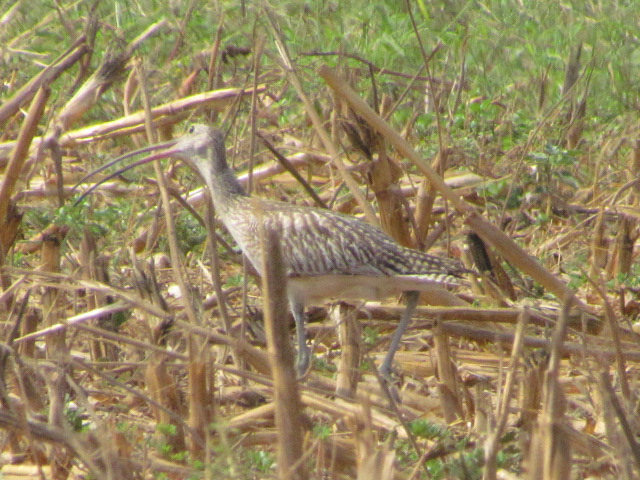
296, 346, 311, 378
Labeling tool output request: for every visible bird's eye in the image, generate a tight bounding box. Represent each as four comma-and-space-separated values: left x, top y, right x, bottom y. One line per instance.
188, 125, 196, 134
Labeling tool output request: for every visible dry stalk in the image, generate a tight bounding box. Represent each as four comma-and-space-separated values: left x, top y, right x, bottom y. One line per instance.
351, 400, 396, 480
518, 350, 549, 453
433, 320, 463, 423
609, 215, 635, 280
144, 356, 187, 453
78, 228, 118, 362
372, 304, 599, 331
405, 0, 448, 162
414, 149, 448, 248
413, 178, 434, 248
175, 319, 271, 374
320, 65, 591, 313
589, 210, 609, 280
466, 232, 517, 301
226, 402, 276, 432
0, 200, 22, 305
472, 376, 493, 435
526, 298, 572, 479
319, 435, 359, 478
317, 66, 465, 214
630, 139, 640, 205
264, 7, 379, 226
562, 44, 582, 96
561, 45, 584, 147
16, 223, 92, 255
71, 357, 197, 444
0, 86, 50, 224
526, 387, 571, 480
127, 257, 189, 453
483, 309, 529, 480
122, 66, 139, 122
300, 392, 400, 433
259, 223, 307, 480
590, 275, 632, 401
0, 408, 107, 477
565, 97, 587, 149
238, 36, 266, 386
599, 371, 640, 475
257, 131, 328, 208
0, 199, 21, 260
466, 213, 589, 309
341, 104, 411, 245
37, 24, 164, 210
421, 213, 454, 251
597, 373, 632, 479
372, 144, 412, 247
52, 23, 165, 133
14, 357, 47, 431
6, 273, 173, 344
4, 344, 46, 460
130, 235, 190, 455
40, 227, 69, 361
136, 67, 202, 421
187, 336, 212, 460
201, 284, 242, 311
304, 370, 420, 416
0, 86, 266, 160
0, 42, 86, 127
332, 302, 361, 398
43, 366, 71, 478
17, 298, 40, 362
182, 150, 330, 212
203, 191, 240, 370
206, 16, 225, 94
438, 321, 640, 361
76, 322, 185, 361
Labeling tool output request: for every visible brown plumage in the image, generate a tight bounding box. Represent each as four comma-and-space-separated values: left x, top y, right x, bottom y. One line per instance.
80, 124, 467, 377
173, 126, 463, 279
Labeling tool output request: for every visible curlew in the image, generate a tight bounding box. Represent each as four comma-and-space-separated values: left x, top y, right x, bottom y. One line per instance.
77, 124, 467, 378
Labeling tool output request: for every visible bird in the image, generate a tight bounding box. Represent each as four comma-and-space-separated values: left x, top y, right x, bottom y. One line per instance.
76, 124, 467, 378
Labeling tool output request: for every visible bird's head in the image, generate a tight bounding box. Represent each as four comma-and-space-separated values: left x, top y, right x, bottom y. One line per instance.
73, 124, 228, 205
173, 124, 228, 180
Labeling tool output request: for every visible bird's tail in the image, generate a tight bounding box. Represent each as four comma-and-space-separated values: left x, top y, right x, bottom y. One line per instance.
398, 247, 470, 280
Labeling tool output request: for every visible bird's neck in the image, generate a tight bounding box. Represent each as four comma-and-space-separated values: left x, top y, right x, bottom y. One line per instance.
203, 164, 248, 214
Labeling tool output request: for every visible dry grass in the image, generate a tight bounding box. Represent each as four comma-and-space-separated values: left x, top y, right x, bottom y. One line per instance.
1, 1, 640, 479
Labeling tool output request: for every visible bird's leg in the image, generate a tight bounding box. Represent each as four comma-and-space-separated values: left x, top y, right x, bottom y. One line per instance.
289, 299, 310, 376
379, 290, 419, 379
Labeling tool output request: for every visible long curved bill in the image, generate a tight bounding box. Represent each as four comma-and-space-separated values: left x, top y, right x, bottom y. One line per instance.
73, 139, 181, 206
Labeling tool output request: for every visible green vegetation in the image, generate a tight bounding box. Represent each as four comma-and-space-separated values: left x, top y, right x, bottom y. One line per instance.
2, 0, 639, 478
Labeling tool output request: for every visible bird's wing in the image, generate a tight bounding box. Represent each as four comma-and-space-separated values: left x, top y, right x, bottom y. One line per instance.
262, 205, 384, 276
